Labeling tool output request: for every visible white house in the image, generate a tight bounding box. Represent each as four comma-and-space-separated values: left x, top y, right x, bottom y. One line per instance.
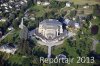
64, 19, 70, 25
5, 10, 9, 13
72, 17, 76, 21
37, 1, 41, 5
37, 1, 50, 6
66, 2, 71, 7
23, 0, 27, 3
0, 18, 6, 22
5, 7, 8, 9
30, 17, 35, 20
9, 6, 13, 9
1, 3, 8, 7
74, 23, 80, 28
43, 2, 50, 6
93, 16, 97, 19
83, 5, 89, 9
20, 1, 25, 5
64, 19, 80, 29
0, 44, 17, 54
8, 26, 14, 31
9, 0, 14, 3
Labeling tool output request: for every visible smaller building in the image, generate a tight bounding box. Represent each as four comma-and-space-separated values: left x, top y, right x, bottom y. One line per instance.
66, 2, 71, 7
64, 19, 80, 37
74, 23, 80, 29
0, 18, 6, 22
9, 5, 13, 9
8, 26, 14, 31
27, 13, 35, 20
0, 43, 17, 54
1, 3, 8, 7
37, 1, 50, 6
83, 5, 89, 9
64, 19, 80, 29
37, 1, 41, 5
43, 2, 50, 6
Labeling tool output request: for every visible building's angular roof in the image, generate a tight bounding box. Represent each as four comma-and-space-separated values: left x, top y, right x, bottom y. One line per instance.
40, 19, 62, 29
40, 19, 62, 26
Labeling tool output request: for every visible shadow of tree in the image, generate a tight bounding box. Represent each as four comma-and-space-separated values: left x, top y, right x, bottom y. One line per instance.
88, 51, 100, 66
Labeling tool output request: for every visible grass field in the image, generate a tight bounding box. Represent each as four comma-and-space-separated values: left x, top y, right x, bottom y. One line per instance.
96, 43, 100, 54
30, 5, 46, 17
57, 0, 100, 5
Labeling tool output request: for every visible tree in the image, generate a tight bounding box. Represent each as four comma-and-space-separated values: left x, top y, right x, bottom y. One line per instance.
93, 4, 100, 18
18, 39, 32, 56
50, 0, 65, 9
12, 20, 19, 29
17, 26, 32, 56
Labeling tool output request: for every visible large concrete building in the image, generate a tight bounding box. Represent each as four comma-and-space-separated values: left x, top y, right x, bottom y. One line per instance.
34, 19, 67, 44
38, 19, 63, 40
31, 19, 80, 58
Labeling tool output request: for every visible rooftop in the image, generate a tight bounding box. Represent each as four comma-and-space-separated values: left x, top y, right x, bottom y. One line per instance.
40, 19, 62, 29
0, 43, 17, 54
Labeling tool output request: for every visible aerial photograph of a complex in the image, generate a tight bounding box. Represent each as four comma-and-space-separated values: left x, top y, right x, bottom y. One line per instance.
0, 0, 100, 66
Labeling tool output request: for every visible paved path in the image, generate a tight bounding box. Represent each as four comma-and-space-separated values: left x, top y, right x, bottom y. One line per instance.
48, 46, 52, 58
37, 40, 65, 58
0, 29, 15, 42
91, 38, 99, 51
29, 29, 76, 58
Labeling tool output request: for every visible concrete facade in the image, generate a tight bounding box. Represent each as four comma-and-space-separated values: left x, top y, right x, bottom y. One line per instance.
38, 19, 63, 40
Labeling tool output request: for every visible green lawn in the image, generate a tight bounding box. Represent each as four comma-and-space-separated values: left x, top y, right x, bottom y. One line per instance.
52, 39, 78, 57
9, 55, 24, 65
91, 17, 100, 25
2, 29, 20, 43
52, 37, 93, 66
96, 43, 100, 54
56, 0, 100, 5
33, 45, 48, 54
91, 17, 100, 40
30, 5, 46, 17
8, 54, 31, 66
3, 34, 13, 43
0, 22, 5, 27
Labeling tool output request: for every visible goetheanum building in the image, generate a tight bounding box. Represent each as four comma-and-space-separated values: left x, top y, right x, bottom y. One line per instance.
34, 19, 67, 45
30, 18, 80, 58
39, 19, 63, 39
33, 19, 67, 58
